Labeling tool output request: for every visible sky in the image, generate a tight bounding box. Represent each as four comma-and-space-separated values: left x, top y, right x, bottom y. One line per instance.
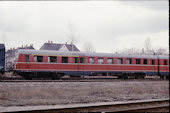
0, 1, 169, 53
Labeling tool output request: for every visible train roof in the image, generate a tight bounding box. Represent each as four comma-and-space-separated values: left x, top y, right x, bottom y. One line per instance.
16, 49, 169, 59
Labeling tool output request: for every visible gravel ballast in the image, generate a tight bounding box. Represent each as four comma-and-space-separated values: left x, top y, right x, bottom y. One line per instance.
0, 80, 169, 107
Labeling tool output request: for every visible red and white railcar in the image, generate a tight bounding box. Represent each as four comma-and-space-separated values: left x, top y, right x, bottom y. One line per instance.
13, 49, 169, 79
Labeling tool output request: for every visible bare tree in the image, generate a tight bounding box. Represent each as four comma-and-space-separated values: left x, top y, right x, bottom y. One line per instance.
67, 22, 80, 51
125, 48, 136, 54
82, 41, 95, 53
67, 22, 78, 45
144, 38, 153, 55
111, 49, 118, 54
155, 47, 168, 55
119, 48, 142, 55
144, 38, 168, 55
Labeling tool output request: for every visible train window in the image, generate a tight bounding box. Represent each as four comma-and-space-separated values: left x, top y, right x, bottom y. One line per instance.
143, 59, 147, 65
152, 60, 155, 65
136, 59, 140, 64
48, 56, 57, 63
98, 58, 104, 64
107, 58, 113, 64
117, 58, 123, 64
164, 60, 167, 65
89, 57, 94, 64
34, 56, 43, 62
62, 57, 68, 63
25, 55, 29, 62
74, 57, 78, 63
80, 57, 84, 63
126, 59, 132, 64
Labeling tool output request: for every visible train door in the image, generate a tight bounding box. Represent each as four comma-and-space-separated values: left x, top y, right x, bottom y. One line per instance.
157, 58, 160, 76
73, 57, 84, 76
73, 57, 79, 75
79, 57, 84, 75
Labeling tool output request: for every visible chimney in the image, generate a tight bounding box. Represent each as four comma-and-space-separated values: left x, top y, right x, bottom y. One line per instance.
51, 41, 52, 43
48, 40, 50, 43
66, 42, 67, 45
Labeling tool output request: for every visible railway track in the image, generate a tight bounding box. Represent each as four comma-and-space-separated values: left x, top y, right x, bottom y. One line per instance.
1, 98, 169, 113
0, 77, 165, 82
1, 74, 166, 82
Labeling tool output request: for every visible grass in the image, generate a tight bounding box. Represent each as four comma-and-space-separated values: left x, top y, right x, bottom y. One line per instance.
0, 80, 169, 106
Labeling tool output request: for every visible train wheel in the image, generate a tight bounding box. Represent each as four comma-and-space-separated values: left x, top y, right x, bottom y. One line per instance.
51, 73, 64, 80
24, 75, 32, 80
160, 75, 165, 79
141, 75, 145, 79
118, 75, 122, 79
51, 75, 60, 80
160, 75, 162, 79
166, 76, 169, 80
123, 76, 128, 79
24, 73, 32, 80
51, 76, 60, 80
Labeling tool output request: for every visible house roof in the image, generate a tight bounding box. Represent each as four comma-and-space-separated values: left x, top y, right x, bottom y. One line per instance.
17, 46, 35, 50
6, 45, 35, 58
40, 43, 80, 51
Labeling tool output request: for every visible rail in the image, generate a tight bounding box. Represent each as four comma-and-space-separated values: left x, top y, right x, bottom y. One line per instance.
0, 78, 166, 82
1, 98, 169, 113
0, 76, 165, 82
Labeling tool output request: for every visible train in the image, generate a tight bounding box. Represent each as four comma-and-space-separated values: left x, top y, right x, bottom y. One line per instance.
11, 49, 169, 79
0, 44, 5, 75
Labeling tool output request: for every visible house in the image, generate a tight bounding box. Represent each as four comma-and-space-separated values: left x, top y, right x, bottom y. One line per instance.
5, 44, 35, 71
40, 41, 80, 52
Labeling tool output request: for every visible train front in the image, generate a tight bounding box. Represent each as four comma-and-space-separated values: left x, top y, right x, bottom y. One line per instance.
0, 44, 5, 75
